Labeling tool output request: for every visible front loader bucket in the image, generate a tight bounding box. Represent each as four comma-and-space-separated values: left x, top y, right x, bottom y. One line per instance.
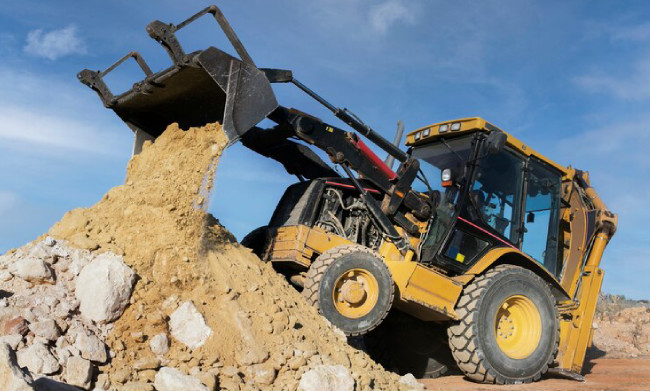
78, 6, 278, 154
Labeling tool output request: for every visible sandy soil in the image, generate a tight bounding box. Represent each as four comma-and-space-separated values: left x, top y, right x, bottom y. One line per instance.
420, 359, 650, 391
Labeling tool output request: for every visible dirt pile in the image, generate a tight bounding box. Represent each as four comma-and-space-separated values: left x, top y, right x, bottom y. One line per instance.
35, 122, 413, 390
592, 304, 650, 359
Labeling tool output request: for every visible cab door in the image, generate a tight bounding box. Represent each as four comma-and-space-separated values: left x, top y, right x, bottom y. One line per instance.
520, 158, 563, 277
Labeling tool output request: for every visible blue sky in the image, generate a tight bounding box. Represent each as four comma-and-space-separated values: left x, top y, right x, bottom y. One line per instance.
0, 1, 648, 299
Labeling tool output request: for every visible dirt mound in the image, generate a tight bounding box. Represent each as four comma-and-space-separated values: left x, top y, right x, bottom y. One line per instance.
45, 122, 411, 390
592, 306, 650, 359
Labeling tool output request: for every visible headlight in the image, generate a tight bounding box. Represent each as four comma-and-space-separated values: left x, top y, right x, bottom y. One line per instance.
441, 168, 452, 182
451, 122, 462, 131
414, 132, 421, 141
423, 128, 430, 137
439, 124, 449, 133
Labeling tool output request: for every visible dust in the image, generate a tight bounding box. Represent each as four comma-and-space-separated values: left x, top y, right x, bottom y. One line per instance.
48, 122, 408, 390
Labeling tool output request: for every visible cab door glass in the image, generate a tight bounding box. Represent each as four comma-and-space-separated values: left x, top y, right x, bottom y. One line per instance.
444, 229, 490, 264
470, 150, 524, 243
521, 159, 562, 276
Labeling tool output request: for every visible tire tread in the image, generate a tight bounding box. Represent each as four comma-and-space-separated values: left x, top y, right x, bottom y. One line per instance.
447, 265, 559, 384
302, 244, 394, 336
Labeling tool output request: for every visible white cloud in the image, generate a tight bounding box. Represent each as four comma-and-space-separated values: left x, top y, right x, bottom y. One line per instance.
24, 25, 86, 60
574, 57, 650, 100
0, 66, 129, 156
0, 191, 18, 217
369, 0, 416, 34
610, 22, 650, 42
555, 116, 650, 169
0, 105, 123, 154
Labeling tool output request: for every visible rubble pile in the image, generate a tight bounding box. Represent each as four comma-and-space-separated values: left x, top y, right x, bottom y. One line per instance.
0, 238, 133, 390
0, 122, 419, 391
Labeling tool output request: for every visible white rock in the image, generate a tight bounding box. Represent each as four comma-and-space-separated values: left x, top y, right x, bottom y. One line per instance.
44, 237, 56, 247
0, 270, 12, 282
169, 302, 212, 350
149, 333, 170, 356
399, 373, 425, 390
0, 343, 33, 391
74, 331, 107, 363
0, 334, 22, 350
17, 342, 60, 375
42, 296, 59, 310
28, 318, 60, 341
154, 367, 209, 391
64, 356, 93, 389
55, 346, 73, 366
10, 258, 53, 283
68, 249, 92, 276
298, 365, 354, 391
246, 363, 276, 385
75, 253, 135, 323
95, 373, 110, 390
27, 242, 53, 261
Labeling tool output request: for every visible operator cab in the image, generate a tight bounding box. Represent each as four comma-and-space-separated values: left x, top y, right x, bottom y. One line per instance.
406, 118, 566, 280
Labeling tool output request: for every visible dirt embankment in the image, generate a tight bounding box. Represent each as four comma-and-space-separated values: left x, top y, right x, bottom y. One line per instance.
591, 297, 650, 359
0, 122, 415, 391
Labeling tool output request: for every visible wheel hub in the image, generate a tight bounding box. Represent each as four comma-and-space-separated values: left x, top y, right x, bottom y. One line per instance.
494, 295, 542, 359
332, 268, 379, 319
340, 280, 367, 305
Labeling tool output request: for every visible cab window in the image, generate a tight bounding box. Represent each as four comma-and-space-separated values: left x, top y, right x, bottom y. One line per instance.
470, 149, 524, 244
521, 158, 562, 276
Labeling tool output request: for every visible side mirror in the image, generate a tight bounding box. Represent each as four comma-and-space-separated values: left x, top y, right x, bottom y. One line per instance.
486, 131, 507, 155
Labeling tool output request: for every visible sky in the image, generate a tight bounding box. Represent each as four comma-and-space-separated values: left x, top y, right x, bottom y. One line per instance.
0, 0, 648, 299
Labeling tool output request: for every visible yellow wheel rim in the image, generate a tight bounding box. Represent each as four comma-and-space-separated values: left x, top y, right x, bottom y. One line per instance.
332, 268, 379, 319
494, 295, 542, 359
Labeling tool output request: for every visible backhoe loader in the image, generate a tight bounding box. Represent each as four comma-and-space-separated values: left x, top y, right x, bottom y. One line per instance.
79, 5, 617, 384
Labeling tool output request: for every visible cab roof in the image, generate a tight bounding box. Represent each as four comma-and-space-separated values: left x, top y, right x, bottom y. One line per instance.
405, 117, 569, 175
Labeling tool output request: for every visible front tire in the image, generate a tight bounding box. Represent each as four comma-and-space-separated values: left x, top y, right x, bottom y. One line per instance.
303, 245, 394, 336
448, 265, 559, 384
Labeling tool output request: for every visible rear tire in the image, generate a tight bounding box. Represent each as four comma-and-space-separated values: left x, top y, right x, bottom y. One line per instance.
364, 311, 455, 378
303, 245, 394, 336
448, 265, 558, 384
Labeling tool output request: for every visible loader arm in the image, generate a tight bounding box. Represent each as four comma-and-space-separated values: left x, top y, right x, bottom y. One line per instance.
247, 106, 432, 246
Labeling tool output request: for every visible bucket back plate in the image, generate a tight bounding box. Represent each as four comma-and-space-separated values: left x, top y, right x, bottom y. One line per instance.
110, 47, 277, 143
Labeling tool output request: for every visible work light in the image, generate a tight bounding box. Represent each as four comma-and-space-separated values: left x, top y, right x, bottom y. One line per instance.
442, 168, 452, 182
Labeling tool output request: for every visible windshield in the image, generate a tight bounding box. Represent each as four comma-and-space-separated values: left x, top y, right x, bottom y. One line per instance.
411, 135, 474, 256
411, 135, 474, 194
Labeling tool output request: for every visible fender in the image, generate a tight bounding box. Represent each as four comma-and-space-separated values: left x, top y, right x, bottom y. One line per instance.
458, 247, 570, 300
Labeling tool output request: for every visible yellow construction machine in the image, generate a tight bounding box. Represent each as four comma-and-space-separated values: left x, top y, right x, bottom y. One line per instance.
79, 5, 617, 384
